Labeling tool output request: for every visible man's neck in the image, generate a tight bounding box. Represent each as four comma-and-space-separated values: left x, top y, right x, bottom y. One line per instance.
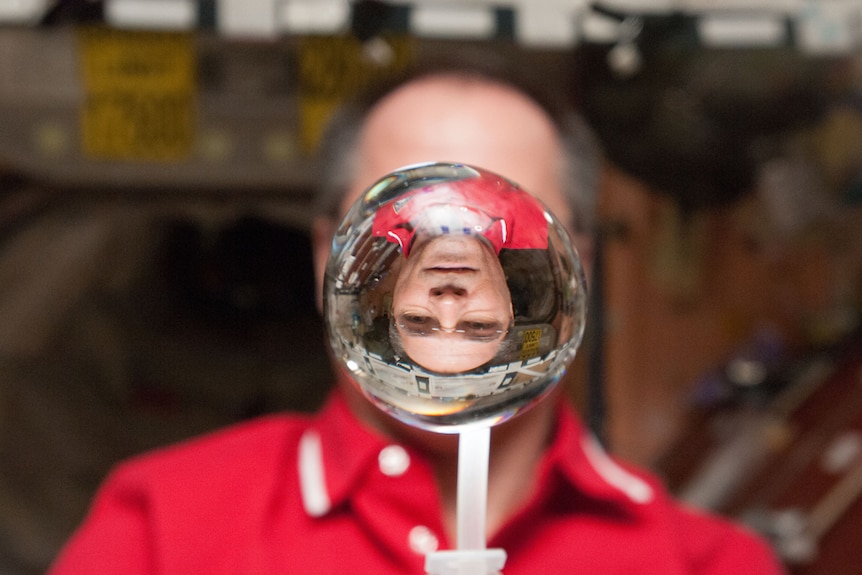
432, 397, 557, 542
337, 377, 559, 542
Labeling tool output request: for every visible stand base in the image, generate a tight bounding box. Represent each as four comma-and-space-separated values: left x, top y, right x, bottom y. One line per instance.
425, 549, 507, 575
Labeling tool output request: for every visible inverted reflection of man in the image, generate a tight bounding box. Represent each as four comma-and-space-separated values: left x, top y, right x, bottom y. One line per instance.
371, 170, 551, 373
390, 232, 512, 373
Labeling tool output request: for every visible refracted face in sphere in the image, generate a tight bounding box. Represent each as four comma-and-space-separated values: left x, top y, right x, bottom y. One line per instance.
392, 233, 513, 373
324, 162, 587, 433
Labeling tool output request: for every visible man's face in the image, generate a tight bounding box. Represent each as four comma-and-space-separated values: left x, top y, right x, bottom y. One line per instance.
313, 76, 570, 307
392, 234, 512, 373
310, 75, 570, 444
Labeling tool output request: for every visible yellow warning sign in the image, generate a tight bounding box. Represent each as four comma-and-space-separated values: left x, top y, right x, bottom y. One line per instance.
520, 328, 542, 360
77, 27, 195, 161
297, 35, 413, 153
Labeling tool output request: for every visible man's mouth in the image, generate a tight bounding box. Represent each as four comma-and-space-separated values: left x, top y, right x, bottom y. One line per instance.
426, 266, 476, 273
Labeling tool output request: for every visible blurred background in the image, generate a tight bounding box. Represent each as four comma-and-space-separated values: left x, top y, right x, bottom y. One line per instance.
0, 1, 860, 573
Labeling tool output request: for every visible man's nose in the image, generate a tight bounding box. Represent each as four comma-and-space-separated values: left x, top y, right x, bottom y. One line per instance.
429, 285, 467, 330
430, 285, 467, 298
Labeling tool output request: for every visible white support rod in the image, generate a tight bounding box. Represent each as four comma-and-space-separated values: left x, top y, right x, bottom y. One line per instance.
457, 427, 491, 551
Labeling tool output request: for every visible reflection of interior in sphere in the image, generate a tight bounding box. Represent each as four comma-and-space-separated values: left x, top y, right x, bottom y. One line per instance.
324, 163, 587, 431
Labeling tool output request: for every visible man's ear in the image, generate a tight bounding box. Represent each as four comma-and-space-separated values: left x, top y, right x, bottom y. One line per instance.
311, 216, 335, 314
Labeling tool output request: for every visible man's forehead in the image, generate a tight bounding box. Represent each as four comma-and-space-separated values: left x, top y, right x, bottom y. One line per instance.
340, 77, 571, 225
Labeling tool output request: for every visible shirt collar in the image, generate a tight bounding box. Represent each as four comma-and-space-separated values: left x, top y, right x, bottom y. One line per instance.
544, 398, 655, 511
299, 390, 389, 517
299, 390, 655, 519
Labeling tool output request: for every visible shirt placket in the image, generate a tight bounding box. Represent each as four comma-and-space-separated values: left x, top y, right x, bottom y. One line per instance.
351, 443, 450, 573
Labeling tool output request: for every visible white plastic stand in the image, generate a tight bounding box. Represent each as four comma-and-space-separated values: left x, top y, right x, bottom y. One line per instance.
425, 427, 507, 575
425, 549, 507, 575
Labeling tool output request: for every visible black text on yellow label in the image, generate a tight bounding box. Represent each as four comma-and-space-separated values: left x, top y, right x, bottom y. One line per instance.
520, 329, 542, 360
77, 27, 195, 161
297, 35, 412, 153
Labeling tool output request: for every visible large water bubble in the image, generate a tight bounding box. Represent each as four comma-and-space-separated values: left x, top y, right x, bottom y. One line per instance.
323, 162, 587, 433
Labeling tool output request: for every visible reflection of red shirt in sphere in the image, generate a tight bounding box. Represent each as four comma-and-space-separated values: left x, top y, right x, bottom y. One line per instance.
371, 176, 549, 256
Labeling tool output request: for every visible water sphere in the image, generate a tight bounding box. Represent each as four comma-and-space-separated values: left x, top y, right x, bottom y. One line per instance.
323, 162, 587, 433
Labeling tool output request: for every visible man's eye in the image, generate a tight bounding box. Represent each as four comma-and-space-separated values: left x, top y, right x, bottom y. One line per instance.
463, 321, 502, 337
403, 315, 431, 326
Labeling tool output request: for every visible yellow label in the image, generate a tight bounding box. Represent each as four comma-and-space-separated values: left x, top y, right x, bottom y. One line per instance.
297, 35, 413, 153
520, 329, 542, 360
77, 27, 195, 161
297, 96, 342, 155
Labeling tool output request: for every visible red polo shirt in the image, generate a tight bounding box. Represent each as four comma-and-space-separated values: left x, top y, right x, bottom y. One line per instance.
49, 391, 784, 574
371, 176, 549, 256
